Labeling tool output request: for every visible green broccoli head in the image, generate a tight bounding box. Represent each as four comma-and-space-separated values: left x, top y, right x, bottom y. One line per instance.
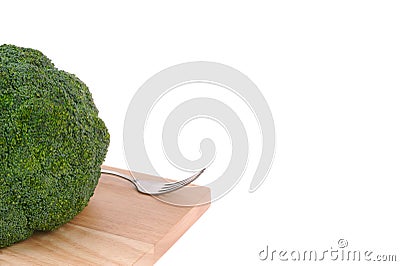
0, 44, 110, 248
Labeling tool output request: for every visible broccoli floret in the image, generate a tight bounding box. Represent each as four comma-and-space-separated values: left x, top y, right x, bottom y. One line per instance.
0, 44, 110, 248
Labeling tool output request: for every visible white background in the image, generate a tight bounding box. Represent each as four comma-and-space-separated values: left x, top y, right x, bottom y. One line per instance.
1, 1, 400, 265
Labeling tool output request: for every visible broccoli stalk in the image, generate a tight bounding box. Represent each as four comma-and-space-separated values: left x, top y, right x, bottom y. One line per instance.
0, 44, 110, 248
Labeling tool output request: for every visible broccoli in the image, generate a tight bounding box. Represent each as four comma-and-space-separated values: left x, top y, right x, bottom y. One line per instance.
0, 44, 110, 248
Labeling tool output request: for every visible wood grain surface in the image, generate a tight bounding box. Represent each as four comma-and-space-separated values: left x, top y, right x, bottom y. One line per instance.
0, 166, 210, 265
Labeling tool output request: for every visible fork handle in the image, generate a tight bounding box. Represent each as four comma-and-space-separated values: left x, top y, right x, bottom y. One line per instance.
101, 169, 137, 184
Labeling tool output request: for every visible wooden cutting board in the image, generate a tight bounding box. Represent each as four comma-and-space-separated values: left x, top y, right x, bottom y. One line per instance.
0, 166, 210, 265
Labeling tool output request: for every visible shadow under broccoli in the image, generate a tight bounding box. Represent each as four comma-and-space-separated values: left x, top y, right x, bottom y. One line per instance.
0, 44, 110, 248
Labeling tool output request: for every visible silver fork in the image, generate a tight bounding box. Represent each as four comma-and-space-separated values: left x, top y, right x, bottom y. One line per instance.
100, 168, 205, 195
